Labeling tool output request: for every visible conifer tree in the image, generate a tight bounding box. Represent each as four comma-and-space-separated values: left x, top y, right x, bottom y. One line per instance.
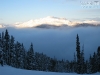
27, 43, 34, 70
0, 33, 3, 66
80, 44, 85, 73
92, 52, 97, 73
15, 41, 22, 68
1, 32, 5, 64
73, 52, 77, 72
76, 34, 81, 74
0, 33, 2, 49
97, 46, 100, 72
86, 60, 90, 74
9, 35, 15, 66
21, 43, 26, 69
4, 29, 10, 65
19, 43, 24, 69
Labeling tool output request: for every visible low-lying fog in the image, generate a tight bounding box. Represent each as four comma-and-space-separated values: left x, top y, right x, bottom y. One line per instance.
0, 27, 100, 61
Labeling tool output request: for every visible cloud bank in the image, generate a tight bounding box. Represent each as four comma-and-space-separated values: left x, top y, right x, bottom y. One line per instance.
14, 16, 100, 28
1, 16, 100, 28
0, 24, 5, 28
0, 27, 100, 60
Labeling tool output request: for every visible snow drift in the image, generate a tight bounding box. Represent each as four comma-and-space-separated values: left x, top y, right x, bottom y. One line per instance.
0, 65, 100, 75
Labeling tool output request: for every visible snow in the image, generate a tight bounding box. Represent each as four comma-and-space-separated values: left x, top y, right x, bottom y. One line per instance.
0, 65, 100, 75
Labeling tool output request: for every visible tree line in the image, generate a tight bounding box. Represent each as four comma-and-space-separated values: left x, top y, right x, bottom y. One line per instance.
0, 29, 100, 74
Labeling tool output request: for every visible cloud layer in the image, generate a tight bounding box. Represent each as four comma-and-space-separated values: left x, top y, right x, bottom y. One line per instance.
1, 16, 100, 28
0, 24, 5, 28
0, 27, 100, 60
14, 16, 73, 28
14, 16, 100, 28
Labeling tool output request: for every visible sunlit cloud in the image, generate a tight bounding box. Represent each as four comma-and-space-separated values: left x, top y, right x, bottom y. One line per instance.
83, 20, 100, 24
0, 24, 5, 28
14, 16, 100, 28
14, 16, 73, 28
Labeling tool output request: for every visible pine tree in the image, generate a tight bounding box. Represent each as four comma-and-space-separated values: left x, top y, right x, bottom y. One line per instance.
27, 43, 34, 70
86, 60, 90, 74
34, 52, 39, 70
0, 33, 2, 46
4, 29, 10, 65
9, 35, 15, 66
0, 33, 3, 66
97, 46, 100, 72
66, 60, 70, 72
0, 47, 3, 66
73, 53, 77, 72
15, 41, 22, 68
23, 50, 28, 69
21, 43, 26, 69
19, 43, 24, 69
50, 58, 56, 72
89, 55, 92, 74
0, 33, 2, 49
1, 32, 5, 64
76, 34, 81, 74
92, 52, 97, 73
80, 44, 85, 73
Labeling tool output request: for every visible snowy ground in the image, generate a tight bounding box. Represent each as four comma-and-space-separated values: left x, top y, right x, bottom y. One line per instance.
0, 65, 100, 75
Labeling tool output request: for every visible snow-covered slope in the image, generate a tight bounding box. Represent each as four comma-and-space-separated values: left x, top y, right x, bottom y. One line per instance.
0, 65, 100, 75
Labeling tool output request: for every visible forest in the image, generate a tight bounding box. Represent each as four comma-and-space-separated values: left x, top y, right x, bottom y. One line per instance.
0, 29, 100, 74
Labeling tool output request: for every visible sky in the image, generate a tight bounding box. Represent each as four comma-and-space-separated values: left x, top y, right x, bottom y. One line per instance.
0, 0, 100, 25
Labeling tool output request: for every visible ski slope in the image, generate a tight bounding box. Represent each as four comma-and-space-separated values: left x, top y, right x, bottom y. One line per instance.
0, 65, 100, 75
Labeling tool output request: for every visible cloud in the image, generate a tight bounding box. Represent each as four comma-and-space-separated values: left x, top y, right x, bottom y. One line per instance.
14, 16, 73, 28
1, 27, 100, 60
1, 16, 100, 28
14, 16, 100, 28
83, 20, 100, 24
85, 17, 100, 21
0, 24, 5, 28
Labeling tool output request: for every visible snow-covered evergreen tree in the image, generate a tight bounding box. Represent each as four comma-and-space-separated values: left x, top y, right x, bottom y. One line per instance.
80, 44, 85, 73
27, 43, 34, 70
0, 33, 3, 66
21, 43, 26, 69
76, 34, 81, 74
9, 35, 15, 66
15, 41, 22, 68
73, 53, 77, 72
97, 46, 100, 72
92, 52, 98, 73
4, 29, 10, 65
